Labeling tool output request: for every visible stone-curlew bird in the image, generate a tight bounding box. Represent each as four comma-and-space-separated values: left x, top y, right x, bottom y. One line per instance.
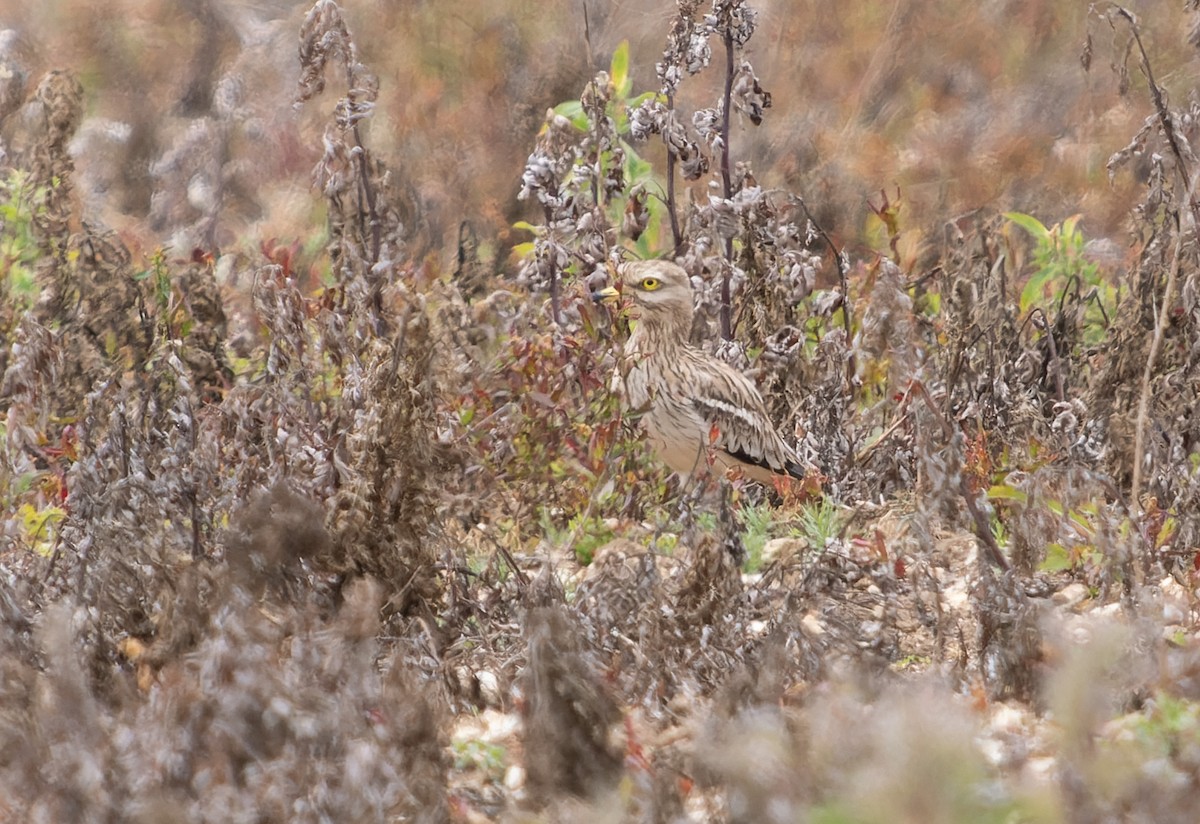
594, 259, 804, 486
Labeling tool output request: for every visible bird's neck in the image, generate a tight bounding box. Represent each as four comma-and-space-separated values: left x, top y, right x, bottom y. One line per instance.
628, 312, 690, 358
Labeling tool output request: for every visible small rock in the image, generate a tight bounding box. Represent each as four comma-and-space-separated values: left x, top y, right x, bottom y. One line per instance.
977, 735, 1005, 767
989, 702, 1029, 732
1052, 582, 1089, 608
477, 709, 520, 743
1024, 756, 1057, 784
504, 764, 526, 791
762, 537, 806, 565
943, 580, 970, 610
1160, 575, 1186, 599
800, 611, 826, 636
476, 670, 502, 706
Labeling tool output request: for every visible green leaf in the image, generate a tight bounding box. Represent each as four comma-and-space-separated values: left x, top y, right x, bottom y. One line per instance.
14, 471, 38, 495
1040, 543, 1073, 572
1066, 509, 1094, 537
628, 90, 664, 108
1156, 516, 1178, 549
987, 484, 1028, 505
553, 99, 588, 130
1019, 268, 1055, 313
18, 503, 65, 556
610, 40, 631, 98
509, 242, 535, 259
1004, 211, 1050, 240
1061, 213, 1083, 243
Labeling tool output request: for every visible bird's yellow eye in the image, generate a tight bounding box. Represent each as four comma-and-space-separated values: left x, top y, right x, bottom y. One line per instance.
640, 277, 660, 291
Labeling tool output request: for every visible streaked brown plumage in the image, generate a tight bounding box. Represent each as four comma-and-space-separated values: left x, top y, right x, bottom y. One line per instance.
595, 260, 803, 485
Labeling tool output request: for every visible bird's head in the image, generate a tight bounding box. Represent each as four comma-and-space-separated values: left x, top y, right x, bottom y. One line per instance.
593, 260, 694, 330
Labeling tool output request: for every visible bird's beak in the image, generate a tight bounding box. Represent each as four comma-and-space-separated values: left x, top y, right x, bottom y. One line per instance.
591, 285, 620, 304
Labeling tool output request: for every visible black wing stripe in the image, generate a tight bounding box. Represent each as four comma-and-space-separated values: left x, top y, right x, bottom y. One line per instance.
721, 447, 805, 479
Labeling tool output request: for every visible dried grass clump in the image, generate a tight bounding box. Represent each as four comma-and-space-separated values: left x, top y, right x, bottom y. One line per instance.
0, 582, 447, 824
1, 0, 447, 786
521, 596, 623, 804
572, 496, 755, 706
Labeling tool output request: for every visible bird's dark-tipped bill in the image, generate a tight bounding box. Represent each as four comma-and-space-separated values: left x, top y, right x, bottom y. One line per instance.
591, 285, 620, 304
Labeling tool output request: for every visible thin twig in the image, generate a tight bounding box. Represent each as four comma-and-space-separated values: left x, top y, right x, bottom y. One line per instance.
1131, 228, 1184, 508
795, 195, 856, 387
911, 381, 1012, 572
185, 397, 202, 560
542, 204, 562, 325
582, 0, 594, 75
1110, 5, 1200, 231
718, 28, 735, 341
492, 537, 529, 591
1026, 307, 1066, 404
719, 31, 734, 203
665, 95, 683, 255
854, 410, 910, 464
351, 122, 381, 265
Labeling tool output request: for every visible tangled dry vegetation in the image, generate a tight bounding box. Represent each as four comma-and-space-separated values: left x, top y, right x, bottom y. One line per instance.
3, 1, 1200, 822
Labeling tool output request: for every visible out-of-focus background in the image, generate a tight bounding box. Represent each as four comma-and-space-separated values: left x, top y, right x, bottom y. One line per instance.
2, 0, 1189, 269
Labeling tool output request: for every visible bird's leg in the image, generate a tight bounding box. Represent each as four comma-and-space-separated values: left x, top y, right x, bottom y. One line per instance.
672, 471, 705, 526
717, 480, 747, 567
674, 470, 730, 536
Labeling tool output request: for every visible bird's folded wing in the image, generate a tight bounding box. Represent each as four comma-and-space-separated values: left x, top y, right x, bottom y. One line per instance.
688, 369, 799, 476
